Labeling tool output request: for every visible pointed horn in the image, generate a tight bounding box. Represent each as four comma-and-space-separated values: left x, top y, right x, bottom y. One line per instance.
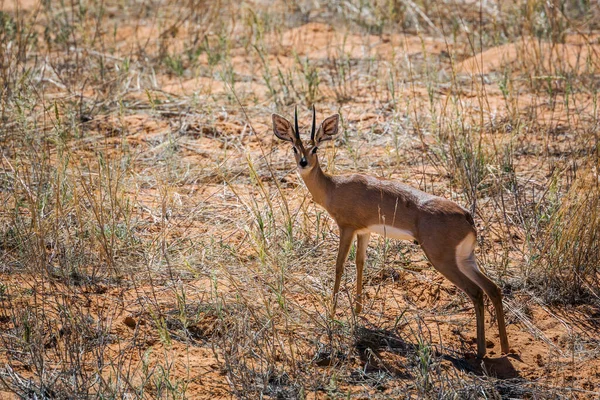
310, 105, 317, 143
294, 105, 300, 139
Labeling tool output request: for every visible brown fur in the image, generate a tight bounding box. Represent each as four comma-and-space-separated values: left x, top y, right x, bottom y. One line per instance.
272, 110, 510, 358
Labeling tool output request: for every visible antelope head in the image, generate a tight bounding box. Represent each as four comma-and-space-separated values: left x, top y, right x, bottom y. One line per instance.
272, 106, 339, 175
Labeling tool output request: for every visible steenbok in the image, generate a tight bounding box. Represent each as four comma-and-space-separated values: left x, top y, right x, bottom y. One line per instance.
272, 106, 509, 357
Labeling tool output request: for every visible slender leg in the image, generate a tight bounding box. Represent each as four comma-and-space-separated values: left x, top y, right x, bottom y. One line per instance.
473, 289, 486, 358
444, 265, 486, 358
441, 266, 486, 357
355, 233, 370, 314
422, 246, 487, 357
331, 227, 355, 317
458, 252, 510, 354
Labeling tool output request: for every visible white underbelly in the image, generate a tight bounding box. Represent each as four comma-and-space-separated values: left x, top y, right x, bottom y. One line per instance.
362, 224, 415, 241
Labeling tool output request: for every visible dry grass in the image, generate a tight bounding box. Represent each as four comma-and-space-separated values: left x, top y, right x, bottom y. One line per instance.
1, 0, 600, 398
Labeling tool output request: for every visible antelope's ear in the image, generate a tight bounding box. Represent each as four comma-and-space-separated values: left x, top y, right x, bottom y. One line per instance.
272, 114, 295, 143
314, 114, 339, 143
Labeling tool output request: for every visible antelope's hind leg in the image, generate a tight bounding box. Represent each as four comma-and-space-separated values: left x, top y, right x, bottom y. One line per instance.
421, 241, 487, 357
456, 251, 510, 354
437, 258, 487, 357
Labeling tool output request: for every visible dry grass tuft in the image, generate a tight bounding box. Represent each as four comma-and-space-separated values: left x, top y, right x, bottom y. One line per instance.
536, 166, 600, 304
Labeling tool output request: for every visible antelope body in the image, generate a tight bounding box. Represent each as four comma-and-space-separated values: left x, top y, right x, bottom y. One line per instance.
272, 106, 510, 358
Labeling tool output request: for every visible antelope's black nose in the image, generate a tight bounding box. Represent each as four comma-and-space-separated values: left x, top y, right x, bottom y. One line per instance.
299, 157, 308, 167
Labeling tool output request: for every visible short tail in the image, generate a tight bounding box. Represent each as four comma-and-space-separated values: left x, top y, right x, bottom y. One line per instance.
465, 212, 475, 227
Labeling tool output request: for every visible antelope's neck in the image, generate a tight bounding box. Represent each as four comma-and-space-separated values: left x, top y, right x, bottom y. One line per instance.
299, 163, 332, 207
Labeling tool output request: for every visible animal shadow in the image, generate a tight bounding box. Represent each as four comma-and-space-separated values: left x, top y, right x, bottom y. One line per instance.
443, 352, 521, 379
351, 326, 520, 380
352, 326, 415, 379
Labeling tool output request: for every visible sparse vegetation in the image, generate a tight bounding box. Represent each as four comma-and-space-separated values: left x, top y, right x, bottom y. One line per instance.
1, 0, 599, 398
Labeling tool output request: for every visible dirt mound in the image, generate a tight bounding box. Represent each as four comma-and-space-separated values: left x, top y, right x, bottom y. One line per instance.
457, 36, 600, 75
270, 22, 445, 61
1, 0, 39, 11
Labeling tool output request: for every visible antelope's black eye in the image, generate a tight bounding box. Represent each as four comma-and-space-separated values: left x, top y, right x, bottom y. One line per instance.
311, 147, 318, 154
292, 147, 298, 154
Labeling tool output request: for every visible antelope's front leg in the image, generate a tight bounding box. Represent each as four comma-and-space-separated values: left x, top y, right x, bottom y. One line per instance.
355, 233, 370, 314
331, 228, 355, 317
